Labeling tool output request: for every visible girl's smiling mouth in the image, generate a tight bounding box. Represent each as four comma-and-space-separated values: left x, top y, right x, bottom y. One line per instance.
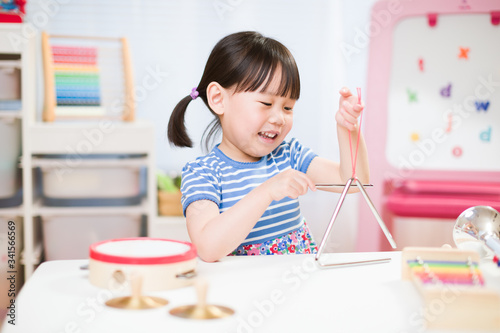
258, 131, 279, 141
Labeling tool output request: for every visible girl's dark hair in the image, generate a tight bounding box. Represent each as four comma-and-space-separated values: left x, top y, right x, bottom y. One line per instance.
167, 31, 301, 151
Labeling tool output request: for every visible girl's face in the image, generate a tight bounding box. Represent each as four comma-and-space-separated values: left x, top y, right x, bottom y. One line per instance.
218, 73, 296, 162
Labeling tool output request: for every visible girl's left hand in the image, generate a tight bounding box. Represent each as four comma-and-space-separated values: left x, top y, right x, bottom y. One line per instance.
335, 87, 364, 131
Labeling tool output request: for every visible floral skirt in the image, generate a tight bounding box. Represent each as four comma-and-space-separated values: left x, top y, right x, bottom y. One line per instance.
229, 221, 318, 256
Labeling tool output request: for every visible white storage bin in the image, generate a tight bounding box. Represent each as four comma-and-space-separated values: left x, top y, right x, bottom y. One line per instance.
42, 214, 141, 260
37, 155, 146, 206
41, 166, 140, 199
0, 118, 21, 199
0, 66, 21, 100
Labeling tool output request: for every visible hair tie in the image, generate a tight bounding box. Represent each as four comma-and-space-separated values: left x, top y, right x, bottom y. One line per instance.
190, 87, 199, 100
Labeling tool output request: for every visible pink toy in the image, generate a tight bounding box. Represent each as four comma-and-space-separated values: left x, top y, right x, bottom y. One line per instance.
0, 0, 25, 23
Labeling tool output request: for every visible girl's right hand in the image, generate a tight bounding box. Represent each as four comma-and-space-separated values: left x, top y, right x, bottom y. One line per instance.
263, 169, 316, 201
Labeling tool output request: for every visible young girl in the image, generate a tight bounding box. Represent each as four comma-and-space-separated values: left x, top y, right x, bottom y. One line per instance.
168, 31, 369, 262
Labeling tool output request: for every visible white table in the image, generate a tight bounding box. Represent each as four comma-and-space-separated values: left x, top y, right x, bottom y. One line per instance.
0, 251, 489, 333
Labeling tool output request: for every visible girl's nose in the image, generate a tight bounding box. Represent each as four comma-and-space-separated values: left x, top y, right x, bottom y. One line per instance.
269, 107, 285, 125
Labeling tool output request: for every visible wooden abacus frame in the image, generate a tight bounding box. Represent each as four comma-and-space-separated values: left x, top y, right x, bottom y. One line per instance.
41, 32, 135, 122
402, 247, 500, 331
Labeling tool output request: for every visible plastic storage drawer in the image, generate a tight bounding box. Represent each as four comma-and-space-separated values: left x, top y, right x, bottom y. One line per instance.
38, 156, 144, 206
42, 214, 141, 260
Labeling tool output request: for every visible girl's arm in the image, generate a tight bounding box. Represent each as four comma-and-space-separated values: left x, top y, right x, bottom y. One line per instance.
185, 169, 316, 262
306, 87, 369, 191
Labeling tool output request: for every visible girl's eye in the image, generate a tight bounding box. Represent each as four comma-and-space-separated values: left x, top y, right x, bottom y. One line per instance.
260, 102, 272, 107
284, 107, 293, 111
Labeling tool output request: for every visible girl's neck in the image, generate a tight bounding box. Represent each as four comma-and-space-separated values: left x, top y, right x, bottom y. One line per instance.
217, 140, 262, 163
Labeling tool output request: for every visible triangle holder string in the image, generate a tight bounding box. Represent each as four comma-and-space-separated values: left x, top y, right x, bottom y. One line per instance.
315, 88, 397, 268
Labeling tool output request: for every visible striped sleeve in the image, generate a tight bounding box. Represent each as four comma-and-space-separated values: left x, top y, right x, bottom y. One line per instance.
180, 161, 220, 216
288, 138, 317, 173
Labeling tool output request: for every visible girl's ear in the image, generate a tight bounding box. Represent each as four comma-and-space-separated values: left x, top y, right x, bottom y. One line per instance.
206, 82, 226, 115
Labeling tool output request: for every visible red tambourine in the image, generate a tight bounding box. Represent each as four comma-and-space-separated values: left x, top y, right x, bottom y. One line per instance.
88, 238, 197, 292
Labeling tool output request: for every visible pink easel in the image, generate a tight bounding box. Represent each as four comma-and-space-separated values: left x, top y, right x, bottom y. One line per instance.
359, 0, 500, 252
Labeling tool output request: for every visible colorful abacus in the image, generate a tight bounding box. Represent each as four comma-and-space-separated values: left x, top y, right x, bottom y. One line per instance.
41, 32, 135, 122
52, 45, 102, 106
402, 247, 500, 331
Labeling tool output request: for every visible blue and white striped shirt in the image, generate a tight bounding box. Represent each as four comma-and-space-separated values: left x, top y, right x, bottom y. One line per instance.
181, 139, 317, 245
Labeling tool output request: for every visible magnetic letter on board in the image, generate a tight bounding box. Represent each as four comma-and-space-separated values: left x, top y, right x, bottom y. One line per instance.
480, 126, 492, 142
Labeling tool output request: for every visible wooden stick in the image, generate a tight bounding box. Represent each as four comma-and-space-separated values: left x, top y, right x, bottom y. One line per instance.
41, 31, 56, 122
48, 34, 121, 41
121, 37, 135, 122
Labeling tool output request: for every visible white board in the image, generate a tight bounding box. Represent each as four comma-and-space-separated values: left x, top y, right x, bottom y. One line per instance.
386, 14, 500, 171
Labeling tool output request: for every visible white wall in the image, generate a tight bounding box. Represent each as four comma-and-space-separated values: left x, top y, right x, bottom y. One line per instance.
25, 0, 377, 252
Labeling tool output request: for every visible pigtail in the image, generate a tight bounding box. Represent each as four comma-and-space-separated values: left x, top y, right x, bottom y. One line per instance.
167, 95, 194, 148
